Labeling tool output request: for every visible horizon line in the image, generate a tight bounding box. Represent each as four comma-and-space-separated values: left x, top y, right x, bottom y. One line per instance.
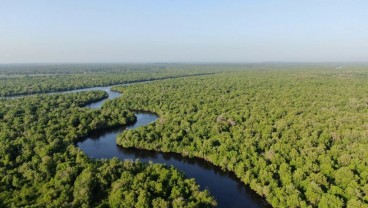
1, 61, 368, 65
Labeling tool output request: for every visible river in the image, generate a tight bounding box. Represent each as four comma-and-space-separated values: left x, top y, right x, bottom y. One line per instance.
75, 84, 269, 208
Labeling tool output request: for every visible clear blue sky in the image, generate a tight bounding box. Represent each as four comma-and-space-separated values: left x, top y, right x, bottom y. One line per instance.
0, 1, 367, 63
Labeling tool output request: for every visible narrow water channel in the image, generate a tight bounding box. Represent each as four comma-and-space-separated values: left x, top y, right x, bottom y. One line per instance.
76, 85, 269, 208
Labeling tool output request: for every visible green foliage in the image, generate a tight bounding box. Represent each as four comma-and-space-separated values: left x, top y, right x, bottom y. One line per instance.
0, 90, 215, 207
0, 64, 215, 96
111, 68, 368, 207
3, 64, 368, 207
108, 165, 215, 208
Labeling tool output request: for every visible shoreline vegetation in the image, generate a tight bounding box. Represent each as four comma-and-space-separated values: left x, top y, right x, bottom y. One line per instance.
1, 73, 216, 97
1, 64, 368, 207
111, 68, 368, 207
0, 83, 216, 207
0, 67, 216, 97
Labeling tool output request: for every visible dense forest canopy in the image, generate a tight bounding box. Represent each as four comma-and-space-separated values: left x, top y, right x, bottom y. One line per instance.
0, 73, 216, 207
1, 64, 368, 207
111, 67, 368, 207
0, 63, 248, 75
0, 64, 220, 96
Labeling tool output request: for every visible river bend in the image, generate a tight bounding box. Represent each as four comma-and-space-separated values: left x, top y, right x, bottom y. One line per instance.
75, 84, 268, 208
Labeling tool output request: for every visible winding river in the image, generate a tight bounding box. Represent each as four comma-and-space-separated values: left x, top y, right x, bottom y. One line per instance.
4, 81, 268, 207
74, 84, 269, 208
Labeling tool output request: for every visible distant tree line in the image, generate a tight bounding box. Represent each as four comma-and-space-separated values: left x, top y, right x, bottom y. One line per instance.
0, 66, 216, 96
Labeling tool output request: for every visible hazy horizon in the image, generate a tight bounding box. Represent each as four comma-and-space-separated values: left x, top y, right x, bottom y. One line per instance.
1, 1, 367, 63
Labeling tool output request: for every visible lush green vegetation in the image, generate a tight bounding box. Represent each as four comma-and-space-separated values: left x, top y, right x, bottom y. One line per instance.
111, 68, 368, 207
0, 91, 216, 207
3, 64, 368, 207
0, 64, 218, 96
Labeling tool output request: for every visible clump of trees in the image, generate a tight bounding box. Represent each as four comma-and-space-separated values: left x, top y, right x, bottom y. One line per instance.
112, 69, 368, 207
0, 91, 216, 207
